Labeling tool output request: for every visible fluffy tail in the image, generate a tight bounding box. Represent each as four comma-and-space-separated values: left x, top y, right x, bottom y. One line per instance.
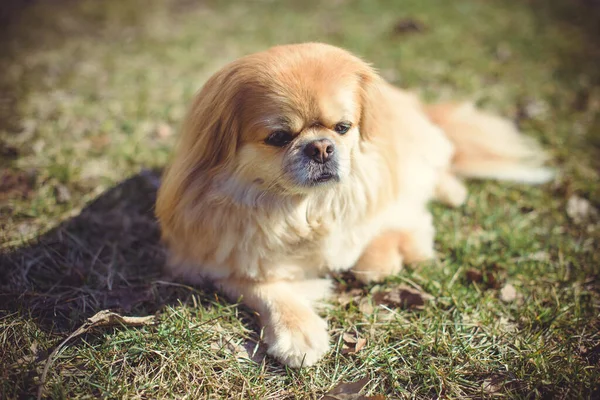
425, 102, 554, 184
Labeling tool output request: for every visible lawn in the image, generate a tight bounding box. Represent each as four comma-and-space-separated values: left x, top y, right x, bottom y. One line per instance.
1, 0, 599, 398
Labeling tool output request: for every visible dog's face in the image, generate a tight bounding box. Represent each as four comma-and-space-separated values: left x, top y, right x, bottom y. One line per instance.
234, 69, 364, 194
175, 43, 377, 200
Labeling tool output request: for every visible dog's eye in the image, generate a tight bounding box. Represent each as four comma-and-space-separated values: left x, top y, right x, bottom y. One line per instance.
334, 122, 351, 135
265, 130, 293, 147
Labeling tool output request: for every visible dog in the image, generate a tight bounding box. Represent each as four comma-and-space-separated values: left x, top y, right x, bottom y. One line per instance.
156, 43, 552, 368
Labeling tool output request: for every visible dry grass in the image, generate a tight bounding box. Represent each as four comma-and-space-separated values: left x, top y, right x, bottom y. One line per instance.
1, 0, 599, 398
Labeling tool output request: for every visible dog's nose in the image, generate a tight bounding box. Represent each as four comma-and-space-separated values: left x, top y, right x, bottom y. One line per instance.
303, 139, 335, 164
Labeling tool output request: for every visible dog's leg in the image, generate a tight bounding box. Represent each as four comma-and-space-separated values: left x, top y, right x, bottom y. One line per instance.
352, 231, 404, 284
215, 277, 331, 368
435, 171, 468, 207
397, 210, 437, 264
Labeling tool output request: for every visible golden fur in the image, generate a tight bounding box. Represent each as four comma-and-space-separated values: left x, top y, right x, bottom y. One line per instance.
156, 43, 552, 367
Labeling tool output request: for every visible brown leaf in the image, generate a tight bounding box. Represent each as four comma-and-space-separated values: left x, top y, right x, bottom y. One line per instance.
372, 285, 433, 310
466, 268, 483, 283
37, 310, 155, 400
86, 310, 156, 327
500, 283, 518, 303
343, 332, 358, 344
322, 377, 384, 400
358, 297, 374, 315
342, 332, 367, 355
392, 18, 427, 35
338, 288, 364, 306
482, 378, 502, 394
355, 338, 367, 353
225, 340, 250, 359
465, 268, 503, 289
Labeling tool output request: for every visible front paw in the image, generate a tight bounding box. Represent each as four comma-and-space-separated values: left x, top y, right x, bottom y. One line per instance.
263, 309, 329, 368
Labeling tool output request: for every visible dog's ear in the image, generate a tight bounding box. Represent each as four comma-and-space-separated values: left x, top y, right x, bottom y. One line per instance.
357, 66, 385, 141
177, 65, 244, 174
156, 63, 244, 231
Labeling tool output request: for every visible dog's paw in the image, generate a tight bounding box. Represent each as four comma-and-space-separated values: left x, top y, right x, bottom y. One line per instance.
435, 173, 468, 208
263, 310, 329, 368
353, 233, 404, 284
442, 182, 467, 207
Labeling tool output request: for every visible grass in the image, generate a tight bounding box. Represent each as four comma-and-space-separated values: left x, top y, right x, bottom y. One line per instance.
1, 0, 599, 398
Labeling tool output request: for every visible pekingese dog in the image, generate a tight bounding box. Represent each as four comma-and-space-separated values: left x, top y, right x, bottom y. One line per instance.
156, 43, 552, 367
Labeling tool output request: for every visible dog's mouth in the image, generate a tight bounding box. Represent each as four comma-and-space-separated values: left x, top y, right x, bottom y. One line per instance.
312, 172, 337, 184
284, 155, 342, 189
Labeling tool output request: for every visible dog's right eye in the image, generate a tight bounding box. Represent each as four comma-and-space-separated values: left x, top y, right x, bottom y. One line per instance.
265, 130, 293, 147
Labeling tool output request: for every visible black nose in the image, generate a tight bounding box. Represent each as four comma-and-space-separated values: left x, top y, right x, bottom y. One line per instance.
303, 139, 335, 164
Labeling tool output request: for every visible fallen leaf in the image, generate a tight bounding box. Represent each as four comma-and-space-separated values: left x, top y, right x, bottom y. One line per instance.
342, 332, 367, 355
225, 340, 250, 359
392, 18, 427, 35
566, 195, 598, 224
358, 297, 374, 315
338, 288, 364, 307
343, 332, 358, 344
485, 271, 501, 289
372, 285, 433, 310
465, 268, 503, 289
37, 311, 155, 400
211, 335, 260, 361
322, 377, 384, 400
85, 310, 156, 327
482, 378, 502, 394
466, 269, 483, 283
500, 283, 517, 303
355, 338, 367, 353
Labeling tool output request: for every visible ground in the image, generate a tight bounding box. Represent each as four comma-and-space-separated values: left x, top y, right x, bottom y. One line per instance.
1, 0, 599, 398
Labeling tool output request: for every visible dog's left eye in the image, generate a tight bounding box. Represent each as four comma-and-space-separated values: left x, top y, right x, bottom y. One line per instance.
334, 122, 351, 135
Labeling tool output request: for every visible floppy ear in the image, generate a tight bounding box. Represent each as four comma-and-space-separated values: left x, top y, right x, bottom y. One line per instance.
176, 66, 243, 174
357, 66, 385, 141
156, 63, 244, 231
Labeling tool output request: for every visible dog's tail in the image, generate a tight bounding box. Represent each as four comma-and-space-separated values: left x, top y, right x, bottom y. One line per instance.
425, 102, 554, 184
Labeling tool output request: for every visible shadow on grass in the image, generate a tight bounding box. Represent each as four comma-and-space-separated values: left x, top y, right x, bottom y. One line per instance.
0, 170, 211, 332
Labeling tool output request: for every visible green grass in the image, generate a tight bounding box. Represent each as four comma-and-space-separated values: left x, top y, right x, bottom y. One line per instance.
1, 0, 599, 398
